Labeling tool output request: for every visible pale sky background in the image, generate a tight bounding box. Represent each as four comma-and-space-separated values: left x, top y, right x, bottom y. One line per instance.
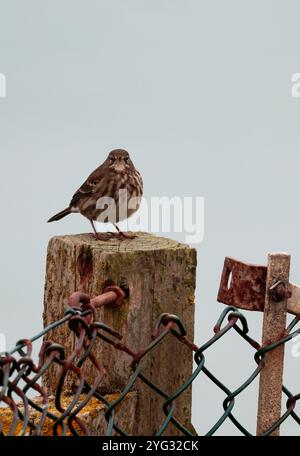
1, 0, 300, 436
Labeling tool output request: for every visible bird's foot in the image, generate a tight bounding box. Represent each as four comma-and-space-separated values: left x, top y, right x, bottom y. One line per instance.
111, 231, 137, 240
92, 232, 114, 241
91, 232, 137, 241
116, 231, 137, 239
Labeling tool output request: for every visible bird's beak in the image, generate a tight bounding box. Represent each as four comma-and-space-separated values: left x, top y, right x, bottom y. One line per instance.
114, 158, 126, 172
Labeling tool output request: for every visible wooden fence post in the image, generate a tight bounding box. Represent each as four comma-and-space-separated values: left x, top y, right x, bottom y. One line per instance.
43, 232, 196, 436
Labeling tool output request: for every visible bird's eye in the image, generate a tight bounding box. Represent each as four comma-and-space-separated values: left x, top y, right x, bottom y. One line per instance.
125, 157, 129, 162
109, 156, 115, 163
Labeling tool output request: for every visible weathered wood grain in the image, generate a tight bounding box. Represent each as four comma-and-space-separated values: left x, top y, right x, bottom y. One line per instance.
43, 232, 196, 435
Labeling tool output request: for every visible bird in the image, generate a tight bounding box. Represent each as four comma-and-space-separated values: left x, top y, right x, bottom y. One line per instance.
47, 149, 143, 240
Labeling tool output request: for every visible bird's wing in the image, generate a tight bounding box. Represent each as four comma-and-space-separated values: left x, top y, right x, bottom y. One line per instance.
69, 165, 107, 207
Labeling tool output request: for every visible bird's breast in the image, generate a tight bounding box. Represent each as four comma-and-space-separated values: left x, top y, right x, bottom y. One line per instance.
77, 169, 143, 223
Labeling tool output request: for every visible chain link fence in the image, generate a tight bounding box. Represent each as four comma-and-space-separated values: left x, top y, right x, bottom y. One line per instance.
1, 289, 300, 436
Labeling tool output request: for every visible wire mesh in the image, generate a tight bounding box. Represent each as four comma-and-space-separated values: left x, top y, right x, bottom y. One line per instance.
1, 294, 300, 436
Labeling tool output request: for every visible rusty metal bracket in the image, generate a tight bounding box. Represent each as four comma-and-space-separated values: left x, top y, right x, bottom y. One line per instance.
217, 257, 267, 312
217, 257, 300, 315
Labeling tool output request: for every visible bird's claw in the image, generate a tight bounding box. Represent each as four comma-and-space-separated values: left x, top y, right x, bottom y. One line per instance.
92, 232, 137, 241
92, 232, 114, 241
116, 232, 137, 240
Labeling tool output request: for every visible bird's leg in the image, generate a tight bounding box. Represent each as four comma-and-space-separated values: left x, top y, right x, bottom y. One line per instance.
90, 219, 100, 240
113, 223, 137, 240
90, 220, 112, 241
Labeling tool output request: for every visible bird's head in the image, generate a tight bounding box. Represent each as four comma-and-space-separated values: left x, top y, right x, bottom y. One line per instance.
107, 149, 133, 173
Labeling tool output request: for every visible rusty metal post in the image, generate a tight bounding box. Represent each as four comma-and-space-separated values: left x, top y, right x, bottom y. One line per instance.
256, 252, 290, 436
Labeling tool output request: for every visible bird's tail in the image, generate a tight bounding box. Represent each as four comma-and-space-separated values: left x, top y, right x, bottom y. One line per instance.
47, 207, 72, 223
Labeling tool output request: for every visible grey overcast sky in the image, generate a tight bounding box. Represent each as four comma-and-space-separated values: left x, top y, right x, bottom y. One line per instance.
1, 0, 300, 435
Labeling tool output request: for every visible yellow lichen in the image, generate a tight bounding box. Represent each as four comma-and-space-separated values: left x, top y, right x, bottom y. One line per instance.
0, 392, 135, 436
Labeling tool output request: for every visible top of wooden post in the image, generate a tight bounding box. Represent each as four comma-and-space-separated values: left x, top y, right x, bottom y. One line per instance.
49, 232, 195, 252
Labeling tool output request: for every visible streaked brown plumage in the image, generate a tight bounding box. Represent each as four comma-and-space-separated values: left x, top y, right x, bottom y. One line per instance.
48, 149, 143, 240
